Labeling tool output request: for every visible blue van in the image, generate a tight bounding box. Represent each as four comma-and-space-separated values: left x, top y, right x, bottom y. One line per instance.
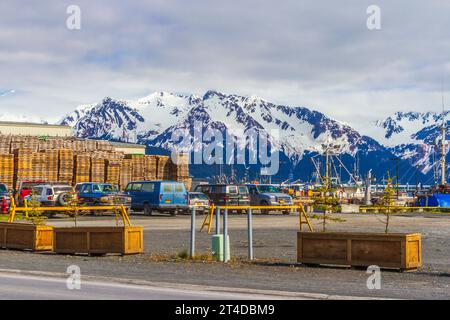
124, 181, 188, 215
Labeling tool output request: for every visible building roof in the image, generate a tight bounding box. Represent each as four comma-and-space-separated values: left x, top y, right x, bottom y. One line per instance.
109, 141, 146, 149
0, 121, 71, 129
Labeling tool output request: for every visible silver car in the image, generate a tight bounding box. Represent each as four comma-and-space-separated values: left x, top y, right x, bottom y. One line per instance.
247, 184, 293, 214
187, 192, 211, 213
28, 184, 74, 206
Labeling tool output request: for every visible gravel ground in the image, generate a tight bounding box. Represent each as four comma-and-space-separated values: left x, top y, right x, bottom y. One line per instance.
1, 212, 450, 299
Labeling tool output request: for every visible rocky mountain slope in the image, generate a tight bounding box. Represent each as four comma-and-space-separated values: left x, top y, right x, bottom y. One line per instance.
59, 91, 425, 182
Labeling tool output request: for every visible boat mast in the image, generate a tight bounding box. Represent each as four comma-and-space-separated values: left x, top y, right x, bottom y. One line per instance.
441, 85, 446, 185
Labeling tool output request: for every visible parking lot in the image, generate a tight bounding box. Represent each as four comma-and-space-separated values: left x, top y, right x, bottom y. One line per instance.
1, 211, 450, 299
21, 210, 450, 273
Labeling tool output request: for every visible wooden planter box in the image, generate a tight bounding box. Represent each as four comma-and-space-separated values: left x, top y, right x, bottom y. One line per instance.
297, 232, 422, 271
54, 226, 144, 255
0, 222, 53, 251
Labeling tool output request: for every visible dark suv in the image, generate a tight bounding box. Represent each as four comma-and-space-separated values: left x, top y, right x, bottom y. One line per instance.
194, 184, 250, 210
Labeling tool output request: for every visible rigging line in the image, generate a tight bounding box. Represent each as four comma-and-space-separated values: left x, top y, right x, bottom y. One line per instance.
334, 155, 359, 184
330, 156, 340, 183
399, 162, 414, 184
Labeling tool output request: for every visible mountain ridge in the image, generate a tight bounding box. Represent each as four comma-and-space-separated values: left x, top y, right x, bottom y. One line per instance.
59, 90, 423, 182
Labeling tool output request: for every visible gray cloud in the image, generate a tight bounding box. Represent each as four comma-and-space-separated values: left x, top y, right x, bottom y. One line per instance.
0, 0, 449, 129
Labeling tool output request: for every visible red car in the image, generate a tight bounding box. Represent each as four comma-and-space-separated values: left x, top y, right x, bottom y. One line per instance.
16, 180, 46, 205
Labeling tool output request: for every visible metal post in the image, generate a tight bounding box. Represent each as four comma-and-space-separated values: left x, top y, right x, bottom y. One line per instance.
223, 208, 228, 263
215, 206, 221, 235
190, 207, 196, 259
248, 208, 253, 260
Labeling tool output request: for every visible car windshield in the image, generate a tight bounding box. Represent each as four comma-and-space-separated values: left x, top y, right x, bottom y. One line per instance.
227, 186, 238, 194
256, 185, 280, 193
54, 186, 73, 193
238, 186, 249, 194
0, 184, 7, 193
102, 184, 118, 193
191, 193, 208, 200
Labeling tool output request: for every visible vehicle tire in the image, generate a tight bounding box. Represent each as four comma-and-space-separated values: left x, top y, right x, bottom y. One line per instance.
143, 203, 153, 216
57, 192, 71, 206
260, 201, 270, 215
282, 210, 291, 215
170, 210, 177, 216
44, 211, 56, 218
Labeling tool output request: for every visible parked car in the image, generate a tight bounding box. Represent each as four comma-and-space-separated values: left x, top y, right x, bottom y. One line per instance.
76, 182, 131, 207
16, 179, 46, 205
187, 192, 211, 213
124, 181, 188, 216
194, 184, 250, 211
28, 184, 74, 207
0, 183, 12, 213
246, 184, 293, 214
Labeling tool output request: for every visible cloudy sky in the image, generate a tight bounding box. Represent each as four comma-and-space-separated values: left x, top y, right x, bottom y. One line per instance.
0, 0, 449, 135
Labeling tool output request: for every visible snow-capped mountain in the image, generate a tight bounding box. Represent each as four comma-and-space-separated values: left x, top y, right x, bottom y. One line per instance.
60, 91, 419, 181
372, 111, 450, 179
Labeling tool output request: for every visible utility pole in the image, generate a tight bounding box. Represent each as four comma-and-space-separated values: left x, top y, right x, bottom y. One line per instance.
441, 88, 447, 186
441, 122, 446, 186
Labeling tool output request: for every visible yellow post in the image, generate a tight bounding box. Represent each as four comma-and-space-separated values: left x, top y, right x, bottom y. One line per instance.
297, 204, 313, 232
120, 204, 132, 226
7, 194, 16, 223
200, 205, 215, 233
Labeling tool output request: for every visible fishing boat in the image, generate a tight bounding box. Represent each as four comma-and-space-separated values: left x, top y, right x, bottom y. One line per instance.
417, 94, 450, 208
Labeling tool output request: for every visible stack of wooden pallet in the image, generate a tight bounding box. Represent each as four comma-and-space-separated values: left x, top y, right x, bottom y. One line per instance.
170, 153, 191, 190
170, 153, 189, 177
31, 152, 47, 180
105, 159, 121, 185
38, 139, 52, 151
0, 134, 190, 190
10, 138, 24, 153
58, 149, 74, 184
73, 154, 90, 184
156, 155, 170, 180
85, 140, 97, 152
23, 137, 39, 152
144, 155, 157, 180
45, 150, 59, 182
119, 159, 132, 189
182, 177, 193, 191
0, 154, 14, 189
127, 154, 145, 181
0, 136, 11, 154
96, 140, 114, 152
90, 158, 105, 183
13, 148, 33, 189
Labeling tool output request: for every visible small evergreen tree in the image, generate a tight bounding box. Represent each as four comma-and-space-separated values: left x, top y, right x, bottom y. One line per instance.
312, 177, 345, 232
25, 195, 47, 225
377, 173, 396, 233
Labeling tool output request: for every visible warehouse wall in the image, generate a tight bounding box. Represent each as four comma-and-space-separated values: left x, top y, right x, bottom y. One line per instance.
0, 124, 71, 137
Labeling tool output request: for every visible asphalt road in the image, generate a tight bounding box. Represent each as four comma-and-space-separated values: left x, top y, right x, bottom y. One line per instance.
0, 272, 306, 300
1, 213, 450, 299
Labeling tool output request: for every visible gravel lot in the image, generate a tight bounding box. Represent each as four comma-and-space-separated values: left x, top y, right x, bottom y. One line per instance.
1, 212, 450, 299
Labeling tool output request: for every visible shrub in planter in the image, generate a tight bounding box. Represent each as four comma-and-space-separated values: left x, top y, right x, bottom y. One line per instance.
298, 174, 422, 271
0, 195, 53, 251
